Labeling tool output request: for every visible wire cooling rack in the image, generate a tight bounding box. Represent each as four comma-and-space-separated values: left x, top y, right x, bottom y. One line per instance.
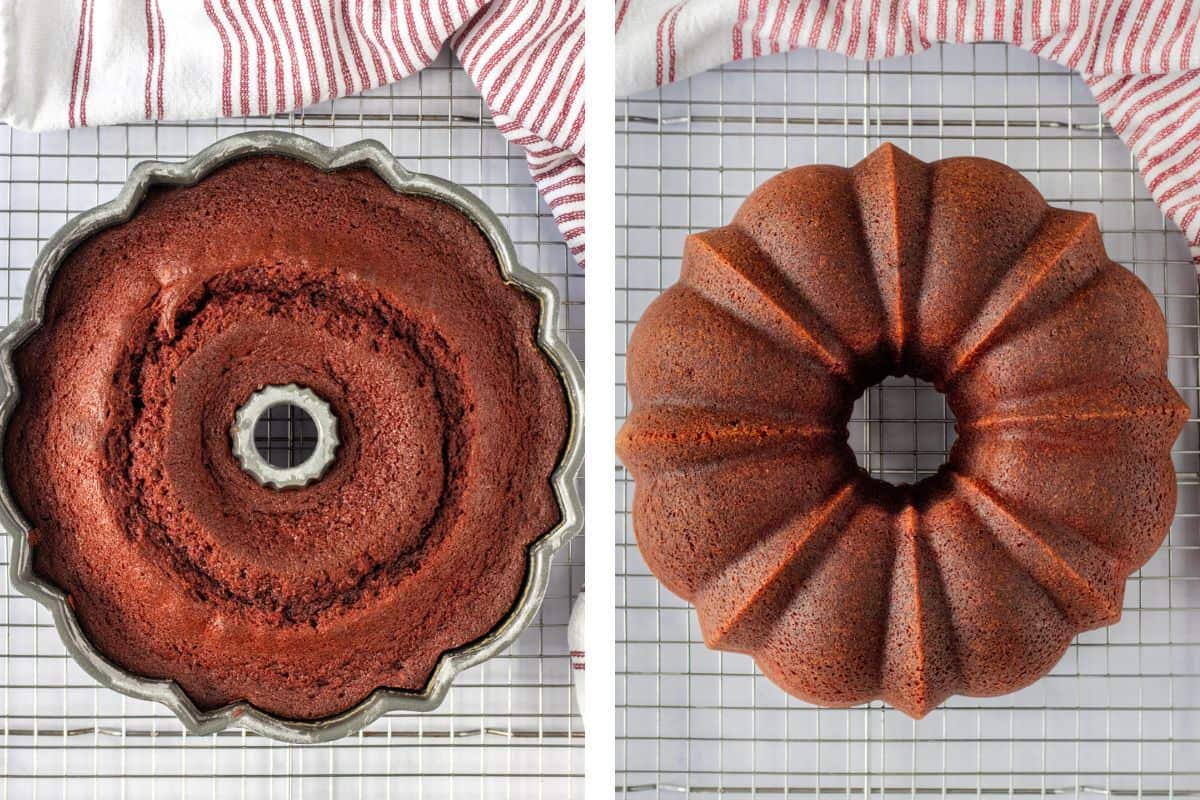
617, 42, 1200, 797
0, 50, 583, 797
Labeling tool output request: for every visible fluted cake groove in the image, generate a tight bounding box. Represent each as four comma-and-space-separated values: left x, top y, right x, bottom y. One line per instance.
617, 143, 1189, 719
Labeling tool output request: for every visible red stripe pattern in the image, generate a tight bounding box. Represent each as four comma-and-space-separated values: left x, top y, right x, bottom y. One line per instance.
51, 1, 585, 260
455, 0, 586, 262
144, 0, 156, 120
155, 0, 167, 119
622, 0, 1200, 269
190, 2, 481, 130
142, 0, 168, 120
67, 0, 89, 129
79, 0, 96, 126
54, 0, 586, 262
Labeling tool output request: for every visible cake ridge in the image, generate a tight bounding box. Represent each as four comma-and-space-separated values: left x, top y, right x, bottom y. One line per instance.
629, 439, 860, 603
747, 493, 899, 710
850, 153, 903, 360
730, 162, 894, 372
954, 372, 1189, 423
959, 399, 1189, 432
917, 196, 1051, 372
949, 260, 1173, 404
619, 404, 841, 467
696, 478, 861, 652
951, 473, 1124, 627
881, 505, 961, 718
682, 226, 858, 380
625, 283, 856, 425
849, 142, 933, 365
951, 425, 1180, 571
918, 492, 1075, 697
909, 157, 1050, 373
956, 374, 1191, 443
941, 209, 1105, 385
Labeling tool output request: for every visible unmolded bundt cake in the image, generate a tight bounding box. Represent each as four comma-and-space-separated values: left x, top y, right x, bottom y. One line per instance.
5, 154, 569, 721
617, 143, 1188, 718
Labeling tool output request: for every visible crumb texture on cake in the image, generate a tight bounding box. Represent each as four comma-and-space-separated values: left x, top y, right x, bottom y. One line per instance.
5, 155, 568, 721
617, 143, 1189, 718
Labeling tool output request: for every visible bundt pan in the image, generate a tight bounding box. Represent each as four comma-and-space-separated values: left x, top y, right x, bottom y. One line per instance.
0, 132, 583, 743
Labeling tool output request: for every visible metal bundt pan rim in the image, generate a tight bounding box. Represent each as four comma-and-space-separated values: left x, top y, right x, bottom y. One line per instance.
0, 131, 584, 744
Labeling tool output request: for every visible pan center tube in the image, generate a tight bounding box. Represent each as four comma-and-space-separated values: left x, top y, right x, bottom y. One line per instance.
231, 383, 340, 489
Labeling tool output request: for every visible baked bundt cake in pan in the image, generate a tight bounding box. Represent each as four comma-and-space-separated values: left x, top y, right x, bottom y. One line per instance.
617, 143, 1188, 719
0, 134, 581, 738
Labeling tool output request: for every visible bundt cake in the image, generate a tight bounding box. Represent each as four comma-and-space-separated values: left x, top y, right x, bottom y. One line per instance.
4, 154, 569, 720
617, 143, 1188, 718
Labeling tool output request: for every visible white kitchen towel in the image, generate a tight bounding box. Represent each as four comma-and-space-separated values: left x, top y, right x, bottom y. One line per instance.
568, 586, 586, 729
0, 0, 584, 264
617, 0, 1200, 269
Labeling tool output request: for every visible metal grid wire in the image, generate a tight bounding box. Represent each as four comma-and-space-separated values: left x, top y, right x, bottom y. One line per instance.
254, 403, 321, 469
617, 43, 1200, 797
0, 50, 583, 797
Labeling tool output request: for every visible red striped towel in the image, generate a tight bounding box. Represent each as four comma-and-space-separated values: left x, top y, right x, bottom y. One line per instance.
0, 1, 584, 264
568, 586, 586, 728
617, 0, 1200, 270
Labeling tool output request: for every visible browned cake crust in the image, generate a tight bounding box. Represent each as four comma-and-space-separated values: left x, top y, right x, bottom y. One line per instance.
617, 143, 1189, 718
5, 155, 568, 720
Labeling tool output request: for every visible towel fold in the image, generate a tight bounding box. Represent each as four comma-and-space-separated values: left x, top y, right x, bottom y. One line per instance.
617, 0, 1200, 269
0, 0, 585, 263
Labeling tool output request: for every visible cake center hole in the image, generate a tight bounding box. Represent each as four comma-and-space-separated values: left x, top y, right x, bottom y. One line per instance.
231, 384, 340, 490
253, 403, 318, 468
851, 376, 957, 485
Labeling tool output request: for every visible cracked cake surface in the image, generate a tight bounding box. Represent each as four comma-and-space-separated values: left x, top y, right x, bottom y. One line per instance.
5, 154, 568, 720
617, 143, 1188, 718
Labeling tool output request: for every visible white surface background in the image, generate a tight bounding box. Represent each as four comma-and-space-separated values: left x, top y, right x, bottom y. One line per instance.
617, 42, 1200, 797
0, 51, 584, 798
